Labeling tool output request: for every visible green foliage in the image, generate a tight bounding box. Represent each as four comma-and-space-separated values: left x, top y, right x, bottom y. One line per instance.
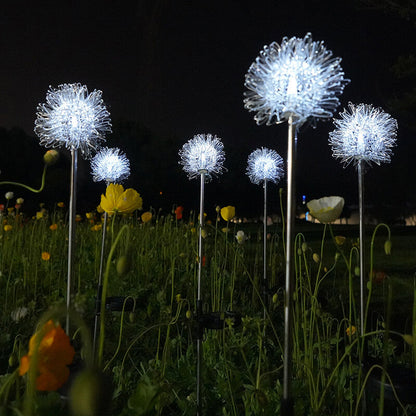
0, 201, 414, 415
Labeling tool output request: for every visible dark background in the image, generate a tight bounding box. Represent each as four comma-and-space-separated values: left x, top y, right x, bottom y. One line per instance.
0, 1, 415, 220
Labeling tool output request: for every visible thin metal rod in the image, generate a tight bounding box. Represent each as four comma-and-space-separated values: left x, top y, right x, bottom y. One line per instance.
197, 172, 205, 301
66, 149, 78, 334
358, 161, 365, 336
196, 171, 205, 416
93, 209, 109, 356
263, 179, 268, 319
282, 115, 297, 415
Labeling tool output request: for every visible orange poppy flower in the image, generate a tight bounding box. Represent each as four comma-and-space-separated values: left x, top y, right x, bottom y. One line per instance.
42, 252, 51, 261
19, 320, 75, 391
175, 206, 184, 220
49, 223, 58, 231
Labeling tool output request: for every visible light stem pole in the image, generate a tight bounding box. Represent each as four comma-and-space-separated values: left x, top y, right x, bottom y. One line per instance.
66, 149, 78, 334
358, 160, 365, 336
282, 115, 297, 416
263, 179, 268, 319
196, 170, 206, 416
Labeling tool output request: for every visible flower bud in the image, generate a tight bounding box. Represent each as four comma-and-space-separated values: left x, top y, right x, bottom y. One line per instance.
384, 240, 392, 255
186, 310, 192, 319
43, 150, 59, 166
335, 235, 346, 246
301, 242, 308, 253
116, 255, 131, 276
5, 192, 14, 200
403, 334, 414, 345
354, 266, 360, 277
16, 197, 24, 205
272, 293, 278, 304
8, 354, 15, 367
313, 253, 320, 263
69, 368, 113, 416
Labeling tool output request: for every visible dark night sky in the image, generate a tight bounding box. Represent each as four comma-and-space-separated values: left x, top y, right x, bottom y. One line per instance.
0, 1, 415, 218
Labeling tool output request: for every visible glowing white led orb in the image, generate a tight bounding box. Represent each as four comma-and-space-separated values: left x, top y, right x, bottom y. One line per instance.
329, 102, 398, 166
246, 147, 284, 185
35, 83, 112, 157
179, 133, 225, 180
91, 147, 130, 183
244, 33, 349, 126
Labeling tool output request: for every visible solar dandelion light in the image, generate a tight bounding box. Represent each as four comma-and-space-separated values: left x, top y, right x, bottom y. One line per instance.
329, 102, 398, 336
90, 147, 130, 353
244, 33, 348, 413
35, 83, 112, 332
246, 147, 284, 316
179, 133, 225, 416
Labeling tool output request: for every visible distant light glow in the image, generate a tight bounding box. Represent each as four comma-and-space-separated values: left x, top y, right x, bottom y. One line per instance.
244, 33, 349, 126
34, 83, 112, 157
91, 147, 130, 183
179, 133, 225, 180
329, 102, 398, 166
246, 147, 284, 185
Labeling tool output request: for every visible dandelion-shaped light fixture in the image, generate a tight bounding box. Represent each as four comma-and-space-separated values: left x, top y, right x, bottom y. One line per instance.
91, 147, 130, 184
247, 147, 284, 185
247, 148, 284, 317
35, 83, 112, 157
179, 133, 225, 416
35, 83, 112, 333
179, 133, 225, 180
329, 102, 397, 167
244, 33, 348, 126
329, 102, 398, 337
244, 33, 348, 413
90, 147, 130, 355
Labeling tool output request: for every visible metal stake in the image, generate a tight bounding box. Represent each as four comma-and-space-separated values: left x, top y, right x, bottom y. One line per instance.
282, 115, 297, 415
358, 161, 365, 335
66, 149, 78, 334
196, 170, 206, 416
263, 179, 268, 319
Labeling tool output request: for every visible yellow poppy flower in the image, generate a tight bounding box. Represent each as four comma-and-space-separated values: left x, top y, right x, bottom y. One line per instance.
3, 225, 12, 232
141, 211, 152, 223
100, 183, 143, 215
335, 235, 346, 246
19, 320, 75, 391
220, 206, 235, 222
346, 325, 356, 337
